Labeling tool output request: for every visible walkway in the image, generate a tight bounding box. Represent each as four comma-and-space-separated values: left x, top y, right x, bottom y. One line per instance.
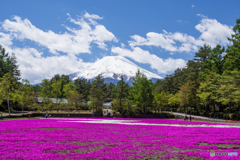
162, 111, 236, 122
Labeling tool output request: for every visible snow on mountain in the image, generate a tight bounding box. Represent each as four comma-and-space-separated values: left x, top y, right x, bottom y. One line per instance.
68, 56, 163, 84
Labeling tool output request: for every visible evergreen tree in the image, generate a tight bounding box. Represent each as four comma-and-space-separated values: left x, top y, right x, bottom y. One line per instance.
89, 75, 107, 112
0, 45, 21, 81
223, 18, 240, 74
129, 69, 153, 114
0, 73, 16, 115
13, 79, 34, 114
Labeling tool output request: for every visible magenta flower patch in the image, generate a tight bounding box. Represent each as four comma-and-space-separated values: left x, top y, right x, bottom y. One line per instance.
0, 118, 239, 159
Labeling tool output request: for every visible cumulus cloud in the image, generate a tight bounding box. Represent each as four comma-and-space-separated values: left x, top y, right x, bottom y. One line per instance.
0, 32, 13, 46
0, 13, 234, 84
128, 16, 233, 53
129, 32, 178, 52
2, 45, 83, 84
0, 12, 118, 83
1, 13, 117, 55
111, 46, 186, 74
195, 18, 233, 46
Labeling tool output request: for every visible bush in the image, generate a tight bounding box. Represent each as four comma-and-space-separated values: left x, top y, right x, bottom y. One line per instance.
229, 113, 237, 120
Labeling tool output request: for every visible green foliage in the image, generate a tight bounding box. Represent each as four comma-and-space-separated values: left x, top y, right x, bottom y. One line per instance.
40, 79, 51, 99
129, 69, 154, 114
0, 73, 16, 115
14, 79, 34, 114
68, 92, 84, 111
112, 98, 135, 115
153, 92, 168, 113
74, 78, 92, 101
111, 76, 130, 113
0, 45, 21, 81
223, 18, 240, 74
63, 81, 76, 98
89, 74, 107, 112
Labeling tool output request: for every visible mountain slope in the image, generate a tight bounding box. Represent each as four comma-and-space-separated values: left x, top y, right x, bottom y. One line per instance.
68, 56, 162, 84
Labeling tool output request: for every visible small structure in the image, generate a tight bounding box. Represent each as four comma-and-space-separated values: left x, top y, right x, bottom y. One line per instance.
34, 97, 68, 103
103, 109, 113, 117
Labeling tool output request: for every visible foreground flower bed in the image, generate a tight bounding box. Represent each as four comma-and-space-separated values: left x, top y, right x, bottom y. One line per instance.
0, 118, 240, 159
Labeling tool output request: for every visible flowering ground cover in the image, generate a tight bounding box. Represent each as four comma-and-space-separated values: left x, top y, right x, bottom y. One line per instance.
0, 118, 240, 159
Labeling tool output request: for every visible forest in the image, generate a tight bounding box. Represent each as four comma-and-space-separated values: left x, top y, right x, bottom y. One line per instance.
0, 18, 240, 119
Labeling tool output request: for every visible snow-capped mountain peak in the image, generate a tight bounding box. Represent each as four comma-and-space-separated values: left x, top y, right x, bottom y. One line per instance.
68, 56, 162, 83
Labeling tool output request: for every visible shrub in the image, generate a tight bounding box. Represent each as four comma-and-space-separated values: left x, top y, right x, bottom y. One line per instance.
229, 113, 237, 120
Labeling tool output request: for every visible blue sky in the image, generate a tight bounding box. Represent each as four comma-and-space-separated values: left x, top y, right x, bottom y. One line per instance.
0, 0, 239, 84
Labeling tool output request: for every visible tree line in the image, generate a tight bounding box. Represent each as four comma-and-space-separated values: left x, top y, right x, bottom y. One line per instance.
1, 18, 240, 119
153, 18, 240, 119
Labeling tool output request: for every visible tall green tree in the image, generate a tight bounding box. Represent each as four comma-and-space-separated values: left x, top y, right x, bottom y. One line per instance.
153, 92, 168, 113
0, 45, 21, 81
89, 75, 107, 112
40, 79, 51, 102
51, 80, 61, 112
209, 45, 225, 75
74, 78, 92, 101
223, 18, 240, 74
14, 79, 34, 114
129, 69, 153, 114
106, 82, 115, 99
0, 73, 16, 115
112, 76, 130, 114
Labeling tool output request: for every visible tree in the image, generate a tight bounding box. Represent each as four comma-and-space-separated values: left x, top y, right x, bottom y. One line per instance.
168, 93, 180, 111
59, 75, 70, 98
33, 85, 42, 96
112, 76, 130, 113
209, 45, 225, 75
223, 18, 240, 74
74, 78, 92, 101
51, 80, 61, 112
106, 82, 115, 99
89, 75, 107, 112
40, 79, 51, 98
63, 81, 83, 112
63, 81, 76, 99
69, 93, 84, 112
0, 73, 16, 115
178, 82, 191, 113
112, 98, 134, 115
153, 92, 168, 113
194, 44, 211, 71
129, 69, 154, 114
0, 45, 21, 80
40, 79, 51, 111
14, 79, 34, 114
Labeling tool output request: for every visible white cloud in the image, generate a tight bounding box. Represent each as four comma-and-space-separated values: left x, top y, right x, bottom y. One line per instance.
128, 16, 233, 53
1, 13, 117, 55
83, 12, 103, 19
195, 18, 233, 46
111, 46, 186, 74
129, 32, 178, 52
0, 13, 234, 84
0, 13, 118, 83
0, 32, 13, 46
192, 4, 195, 8
2, 45, 84, 84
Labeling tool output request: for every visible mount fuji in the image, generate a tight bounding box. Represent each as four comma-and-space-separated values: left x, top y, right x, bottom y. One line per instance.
68, 56, 163, 84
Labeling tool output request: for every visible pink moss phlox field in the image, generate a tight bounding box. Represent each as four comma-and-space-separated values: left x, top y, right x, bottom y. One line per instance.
0, 118, 240, 160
